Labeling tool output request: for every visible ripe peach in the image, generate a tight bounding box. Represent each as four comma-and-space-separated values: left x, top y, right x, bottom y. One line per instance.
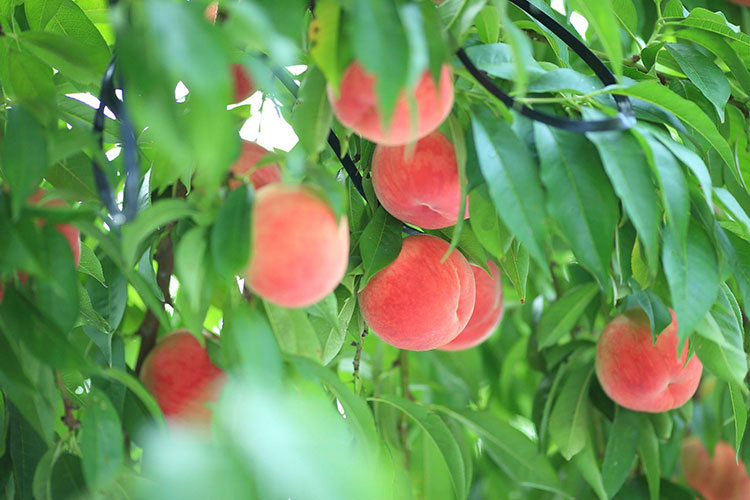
231, 64, 256, 103
359, 234, 476, 351
328, 61, 454, 146
372, 131, 468, 229
682, 438, 750, 500
204, 2, 218, 22
439, 260, 503, 351
229, 141, 282, 190
729, 0, 750, 6
29, 189, 81, 267
140, 331, 225, 422
595, 309, 702, 413
243, 184, 349, 308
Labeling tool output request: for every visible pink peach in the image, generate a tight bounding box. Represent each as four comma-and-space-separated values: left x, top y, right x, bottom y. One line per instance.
328, 61, 454, 146
682, 438, 750, 500
243, 184, 349, 308
230, 141, 282, 190
439, 260, 503, 351
359, 234, 476, 351
231, 64, 256, 103
372, 131, 468, 229
595, 309, 702, 413
29, 189, 81, 267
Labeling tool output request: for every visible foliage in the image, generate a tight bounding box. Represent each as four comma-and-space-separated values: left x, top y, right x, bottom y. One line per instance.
0, 0, 749, 499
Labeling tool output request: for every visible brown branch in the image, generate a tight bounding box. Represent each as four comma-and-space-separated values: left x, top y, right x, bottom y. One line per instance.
56, 371, 80, 431
352, 329, 367, 391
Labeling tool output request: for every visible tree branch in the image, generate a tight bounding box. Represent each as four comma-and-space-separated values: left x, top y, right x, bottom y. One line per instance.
352, 329, 367, 392
56, 371, 80, 431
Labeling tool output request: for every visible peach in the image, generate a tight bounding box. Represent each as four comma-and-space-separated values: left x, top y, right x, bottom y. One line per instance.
328, 61, 454, 146
29, 189, 81, 267
372, 131, 468, 229
231, 64, 256, 103
204, 2, 218, 22
595, 308, 702, 413
729, 0, 750, 6
229, 141, 282, 190
243, 184, 349, 308
140, 331, 225, 422
359, 234, 476, 351
439, 260, 503, 351
682, 438, 750, 500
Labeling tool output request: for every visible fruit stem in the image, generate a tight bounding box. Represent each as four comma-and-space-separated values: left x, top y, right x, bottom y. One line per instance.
352, 329, 367, 393
55, 370, 80, 431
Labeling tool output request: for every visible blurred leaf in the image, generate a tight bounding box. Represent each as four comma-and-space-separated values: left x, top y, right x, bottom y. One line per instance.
585, 121, 660, 275
9, 402, 47, 500
471, 108, 549, 273
609, 83, 738, 183
662, 222, 719, 342
78, 244, 105, 285
46, 153, 99, 203
602, 408, 642, 498
264, 302, 322, 361
359, 206, 403, 289
372, 396, 466, 500
121, 199, 196, 267
86, 257, 127, 332
572, 438, 607, 500
24, 0, 63, 29
675, 8, 750, 49
538, 283, 599, 348
49, 454, 86, 500
626, 282, 672, 338
0, 393, 6, 457
308, 294, 355, 365
649, 128, 712, 208
175, 227, 207, 314
7, 50, 56, 125
76, 284, 111, 333
45, 0, 110, 64
475, 5, 499, 44
18, 31, 107, 85
292, 67, 333, 156
665, 43, 729, 122
535, 124, 617, 288
211, 187, 252, 280
80, 389, 124, 489
567, 0, 622, 77
549, 365, 593, 460
612, 0, 637, 35
728, 381, 747, 454
638, 419, 660, 500
310, 0, 341, 90
2, 106, 48, 217
36, 224, 80, 334
714, 187, 750, 240
222, 304, 282, 384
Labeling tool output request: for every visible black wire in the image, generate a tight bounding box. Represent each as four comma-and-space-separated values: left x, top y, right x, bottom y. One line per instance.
458, 0, 636, 133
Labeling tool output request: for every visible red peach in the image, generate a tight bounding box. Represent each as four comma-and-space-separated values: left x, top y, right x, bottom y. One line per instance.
729, 0, 750, 6
140, 331, 225, 422
29, 189, 81, 267
229, 141, 282, 190
439, 260, 503, 351
243, 184, 349, 308
359, 234, 476, 351
372, 131, 468, 229
204, 2, 218, 22
595, 308, 702, 413
682, 438, 750, 500
328, 61, 454, 146
232, 64, 256, 103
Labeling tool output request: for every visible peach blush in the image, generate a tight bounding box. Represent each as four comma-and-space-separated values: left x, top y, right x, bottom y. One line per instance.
682, 438, 750, 500
29, 189, 81, 267
244, 184, 349, 308
328, 61, 454, 146
440, 261, 503, 351
595, 308, 702, 413
229, 141, 282, 190
372, 131, 468, 229
359, 234, 476, 351
140, 331, 225, 422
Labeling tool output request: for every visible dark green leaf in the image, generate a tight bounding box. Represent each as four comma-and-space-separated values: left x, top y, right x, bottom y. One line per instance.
9, 402, 48, 500
18, 31, 108, 85
121, 199, 197, 267
222, 304, 282, 384
728, 381, 747, 454
469, 185, 509, 259
78, 244, 104, 285
573, 438, 607, 500
602, 408, 642, 498
567, 0, 622, 77
501, 240, 529, 302
292, 67, 333, 156
538, 284, 599, 348
211, 186, 252, 279
359, 206, 403, 288
7, 50, 56, 125
638, 419, 660, 500
675, 29, 750, 98
263, 302, 322, 361
80, 389, 124, 489
665, 43, 730, 121
549, 365, 593, 460
2, 107, 48, 216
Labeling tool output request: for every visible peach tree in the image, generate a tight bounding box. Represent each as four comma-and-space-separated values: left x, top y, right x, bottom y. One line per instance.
0, 0, 749, 499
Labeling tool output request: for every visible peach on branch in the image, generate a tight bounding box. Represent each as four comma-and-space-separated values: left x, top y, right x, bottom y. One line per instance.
359, 234, 476, 351
372, 131, 468, 229
595, 309, 702, 413
681, 438, 750, 500
243, 184, 349, 308
328, 61, 454, 146
29, 189, 81, 267
229, 141, 282, 190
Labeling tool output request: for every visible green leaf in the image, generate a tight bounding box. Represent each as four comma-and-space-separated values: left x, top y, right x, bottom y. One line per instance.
308, 294, 356, 365
32, 446, 56, 500
310, 0, 341, 90
665, 43, 730, 121
24, 0, 63, 30
675, 29, 750, 98
121, 199, 197, 267
662, 222, 719, 342
441, 408, 567, 497
714, 187, 750, 240
572, 438, 607, 500
359, 206, 403, 289
1, 106, 48, 217
7, 50, 57, 125
222, 304, 282, 384
675, 8, 750, 50
475, 5, 500, 44
36, 224, 80, 334
567, 0, 622, 77
471, 108, 549, 273
638, 419, 660, 500
294, 356, 380, 457
372, 396, 466, 500
501, 240, 529, 302
211, 186, 252, 279
602, 408, 642, 498
585, 122, 660, 274
538, 283, 599, 348
292, 67, 333, 156
648, 128, 712, 208
609, 82, 738, 183
469, 185, 509, 259
77, 244, 105, 285
85, 257, 127, 332
45, 0, 110, 64
549, 365, 593, 460
46, 152, 99, 203
535, 124, 618, 288
80, 389, 124, 489
76, 284, 111, 333
641, 132, 690, 255
18, 31, 107, 85
49, 454, 86, 500
175, 227, 207, 314
0, 393, 6, 457
263, 302, 322, 361
612, 0, 637, 36
693, 285, 747, 384
9, 402, 48, 500
728, 381, 747, 454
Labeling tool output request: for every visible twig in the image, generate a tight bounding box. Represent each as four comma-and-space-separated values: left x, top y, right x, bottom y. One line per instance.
352, 329, 367, 391
56, 371, 80, 430
398, 350, 412, 469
